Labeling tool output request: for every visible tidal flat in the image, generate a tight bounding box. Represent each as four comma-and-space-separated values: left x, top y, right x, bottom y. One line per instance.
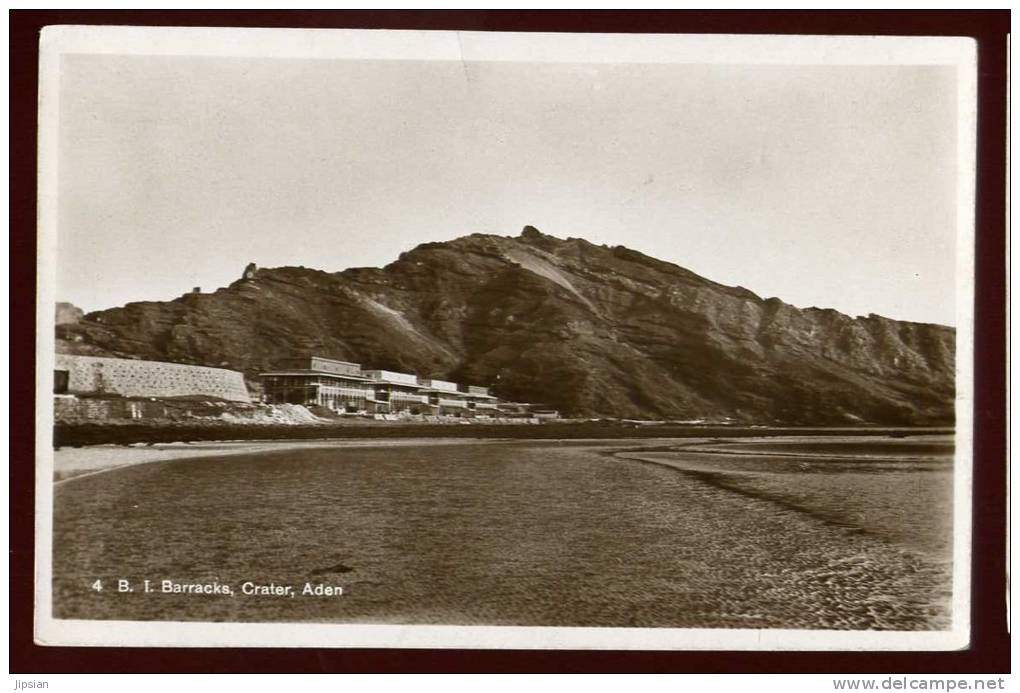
51, 435, 953, 629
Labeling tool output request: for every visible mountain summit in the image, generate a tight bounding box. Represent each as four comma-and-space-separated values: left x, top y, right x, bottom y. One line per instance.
57, 227, 954, 424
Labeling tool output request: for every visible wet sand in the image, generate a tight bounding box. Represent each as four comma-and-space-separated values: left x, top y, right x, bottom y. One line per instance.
51, 435, 954, 630
54, 421, 953, 448
615, 435, 954, 557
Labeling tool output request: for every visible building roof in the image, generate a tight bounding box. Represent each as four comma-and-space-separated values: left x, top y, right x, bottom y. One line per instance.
370, 379, 425, 389
262, 367, 498, 398
418, 378, 459, 391
259, 370, 372, 381
308, 356, 362, 368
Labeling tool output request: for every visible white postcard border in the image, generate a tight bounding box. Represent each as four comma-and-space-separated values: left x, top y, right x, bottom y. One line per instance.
34, 25, 978, 651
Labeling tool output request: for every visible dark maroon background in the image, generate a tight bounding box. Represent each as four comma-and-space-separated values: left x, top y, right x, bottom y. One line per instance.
9, 10, 1009, 673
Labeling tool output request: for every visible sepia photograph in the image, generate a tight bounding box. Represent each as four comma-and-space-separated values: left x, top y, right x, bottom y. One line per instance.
34, 25, 977, 651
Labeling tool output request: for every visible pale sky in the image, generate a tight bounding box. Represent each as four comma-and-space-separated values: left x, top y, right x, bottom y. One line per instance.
56, 55, 958, 325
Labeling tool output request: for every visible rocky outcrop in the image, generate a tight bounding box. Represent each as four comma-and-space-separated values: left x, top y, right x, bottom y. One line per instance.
55, 301, 84, 325
56, 227, 955, 424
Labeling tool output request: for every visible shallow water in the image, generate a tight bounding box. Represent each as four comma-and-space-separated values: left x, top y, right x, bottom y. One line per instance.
52, 436, 953, 629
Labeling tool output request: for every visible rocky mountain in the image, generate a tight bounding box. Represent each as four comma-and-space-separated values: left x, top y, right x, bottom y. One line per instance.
56, 226, 955, 424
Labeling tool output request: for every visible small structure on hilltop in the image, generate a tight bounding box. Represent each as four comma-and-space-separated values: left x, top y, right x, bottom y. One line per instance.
55, 301, 84, 325
242, 262, 259, 280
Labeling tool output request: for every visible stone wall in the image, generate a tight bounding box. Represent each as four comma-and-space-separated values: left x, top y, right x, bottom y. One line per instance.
54, 354, 251, 402
54, 396, 169, 421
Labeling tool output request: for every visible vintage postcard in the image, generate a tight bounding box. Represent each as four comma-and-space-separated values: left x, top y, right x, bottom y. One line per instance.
35, 26, 976, 649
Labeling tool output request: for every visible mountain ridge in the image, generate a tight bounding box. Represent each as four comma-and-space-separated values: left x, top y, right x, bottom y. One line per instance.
57, 226, 955, 424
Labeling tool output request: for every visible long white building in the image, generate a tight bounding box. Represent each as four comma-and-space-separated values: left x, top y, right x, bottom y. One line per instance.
260, 356, 513, 417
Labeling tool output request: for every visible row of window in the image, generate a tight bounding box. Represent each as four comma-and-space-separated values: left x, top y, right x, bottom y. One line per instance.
263, 378, 497, 412
262, 376, 491, 398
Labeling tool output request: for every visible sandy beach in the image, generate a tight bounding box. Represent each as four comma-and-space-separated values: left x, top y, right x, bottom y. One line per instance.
50, 438, 492, 482
50, 433, 951, 483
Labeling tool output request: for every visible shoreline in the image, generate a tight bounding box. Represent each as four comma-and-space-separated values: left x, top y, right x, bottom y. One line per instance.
50, 431, 954, 484
53, 421, 954, 448
51, 436, 729, 483
51, 437, 490, 483
50, 432, 955, 630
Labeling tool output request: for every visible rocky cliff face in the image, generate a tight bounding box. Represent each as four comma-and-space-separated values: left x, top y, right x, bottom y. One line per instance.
56, 227, 955, 424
